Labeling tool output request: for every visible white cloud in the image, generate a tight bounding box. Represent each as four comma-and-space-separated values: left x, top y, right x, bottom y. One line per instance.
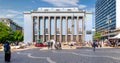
0, 9, 22, 18
6, 14, 16, 18
7, 10, 22, 14
32, 0, 35, 3
16, 16, 23, 19
86, 8, 95, 13
0, 9, 23, 27
78, 5, 87, 9
42, 0, 87, 9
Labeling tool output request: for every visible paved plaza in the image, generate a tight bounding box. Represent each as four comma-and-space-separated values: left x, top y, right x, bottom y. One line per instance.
0, 48, 120, 63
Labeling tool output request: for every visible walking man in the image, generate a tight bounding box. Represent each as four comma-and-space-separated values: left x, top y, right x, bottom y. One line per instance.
93, 40, 96, 51
4, 42, 11, 63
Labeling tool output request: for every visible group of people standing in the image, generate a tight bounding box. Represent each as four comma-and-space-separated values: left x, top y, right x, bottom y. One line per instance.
47, 41, 62, 50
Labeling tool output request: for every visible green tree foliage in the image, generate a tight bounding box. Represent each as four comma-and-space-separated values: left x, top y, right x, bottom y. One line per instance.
93, 32, 101, 40
0, 22, 11, 43
11, 30, 23, 42
0, 22, 23, 43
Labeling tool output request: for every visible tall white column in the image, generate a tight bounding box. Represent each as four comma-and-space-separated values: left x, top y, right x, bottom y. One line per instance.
66, 16, 68, 42
82, 17, 84, 42
54, 16, 56, 41
76, 16, 79, 42
37, 16, 40, 41
60, 16, 62, 42
48, 16, 51, 40
42, 16, 45, 42
71, 17, 74, 41
32, 16, 34, 42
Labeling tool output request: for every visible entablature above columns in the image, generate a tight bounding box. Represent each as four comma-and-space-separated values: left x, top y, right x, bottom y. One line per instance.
31, 16, 83, 19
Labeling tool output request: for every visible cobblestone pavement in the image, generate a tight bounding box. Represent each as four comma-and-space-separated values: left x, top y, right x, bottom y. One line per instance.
0, 48, 120, 63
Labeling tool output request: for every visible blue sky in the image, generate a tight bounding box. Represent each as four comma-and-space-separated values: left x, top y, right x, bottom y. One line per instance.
0, 0, 96, 28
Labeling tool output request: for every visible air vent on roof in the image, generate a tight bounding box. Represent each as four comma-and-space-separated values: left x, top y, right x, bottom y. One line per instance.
67, 9, 71, 11
56, 9, 60, 11
44, 9, 48, 12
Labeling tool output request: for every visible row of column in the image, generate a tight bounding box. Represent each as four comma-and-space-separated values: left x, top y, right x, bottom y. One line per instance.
32, 16, 84, 42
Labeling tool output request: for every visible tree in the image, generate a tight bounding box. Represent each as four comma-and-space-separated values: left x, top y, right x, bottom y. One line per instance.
93, 32, 101, 40
0, 22, 23, 44
0, 22, 11, 43
6, 30, 23, 45
11, 30, 23, 41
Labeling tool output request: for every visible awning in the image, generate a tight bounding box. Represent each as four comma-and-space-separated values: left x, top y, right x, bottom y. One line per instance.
109, 33, 120, 39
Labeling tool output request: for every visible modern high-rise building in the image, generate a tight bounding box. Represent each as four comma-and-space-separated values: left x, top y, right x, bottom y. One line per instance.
95, 0, 120, 39
24, 7, 93, 43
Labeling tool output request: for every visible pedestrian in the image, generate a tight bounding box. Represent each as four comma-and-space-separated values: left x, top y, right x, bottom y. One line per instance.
47, 41, 50, 49
54, 42, 58, 50
4, 42, 11, 63
92, 40, 96, 51
56, 42, 62, 50
50, 41, 53, 50
59, 42, 62, 50
116, 39, 118, 48
96, 41, 98, 48
99, 41, 102, 48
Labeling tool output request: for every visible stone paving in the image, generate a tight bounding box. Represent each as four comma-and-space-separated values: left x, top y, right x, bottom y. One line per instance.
0, 48, 120, 63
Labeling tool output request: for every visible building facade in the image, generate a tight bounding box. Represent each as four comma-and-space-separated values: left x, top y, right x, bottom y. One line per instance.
0, 18, 23, 32
95, 0, 120, 39
24, 7, 93, 43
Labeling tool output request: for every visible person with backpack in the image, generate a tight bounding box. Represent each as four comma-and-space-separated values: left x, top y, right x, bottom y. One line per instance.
92, 40, 97, 51
4, 42, 11, 63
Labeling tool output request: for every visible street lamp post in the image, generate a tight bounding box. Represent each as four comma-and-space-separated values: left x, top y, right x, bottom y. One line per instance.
106, 15, 111, 39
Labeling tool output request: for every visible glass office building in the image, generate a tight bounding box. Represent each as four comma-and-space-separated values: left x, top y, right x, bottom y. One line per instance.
95, 0, 120, 39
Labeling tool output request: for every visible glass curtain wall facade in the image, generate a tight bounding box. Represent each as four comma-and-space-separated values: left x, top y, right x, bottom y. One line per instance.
95, 0, 116, 39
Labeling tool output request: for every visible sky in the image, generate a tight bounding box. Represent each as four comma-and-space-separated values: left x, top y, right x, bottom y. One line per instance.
0, 0, 96, 28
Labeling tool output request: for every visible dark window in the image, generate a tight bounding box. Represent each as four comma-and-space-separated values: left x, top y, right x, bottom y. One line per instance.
86, 30, 92, 34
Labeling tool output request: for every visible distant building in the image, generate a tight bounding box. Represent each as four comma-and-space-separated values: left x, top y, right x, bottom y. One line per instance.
95, 0, 120, 39
0, 18, 22, 32
24, 7, 93, 43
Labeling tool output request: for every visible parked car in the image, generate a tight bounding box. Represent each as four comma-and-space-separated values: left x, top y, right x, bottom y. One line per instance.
35, 42, 48, 47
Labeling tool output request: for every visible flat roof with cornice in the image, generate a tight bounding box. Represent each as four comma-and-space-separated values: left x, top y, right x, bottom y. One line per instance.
24, 7, 92, 14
